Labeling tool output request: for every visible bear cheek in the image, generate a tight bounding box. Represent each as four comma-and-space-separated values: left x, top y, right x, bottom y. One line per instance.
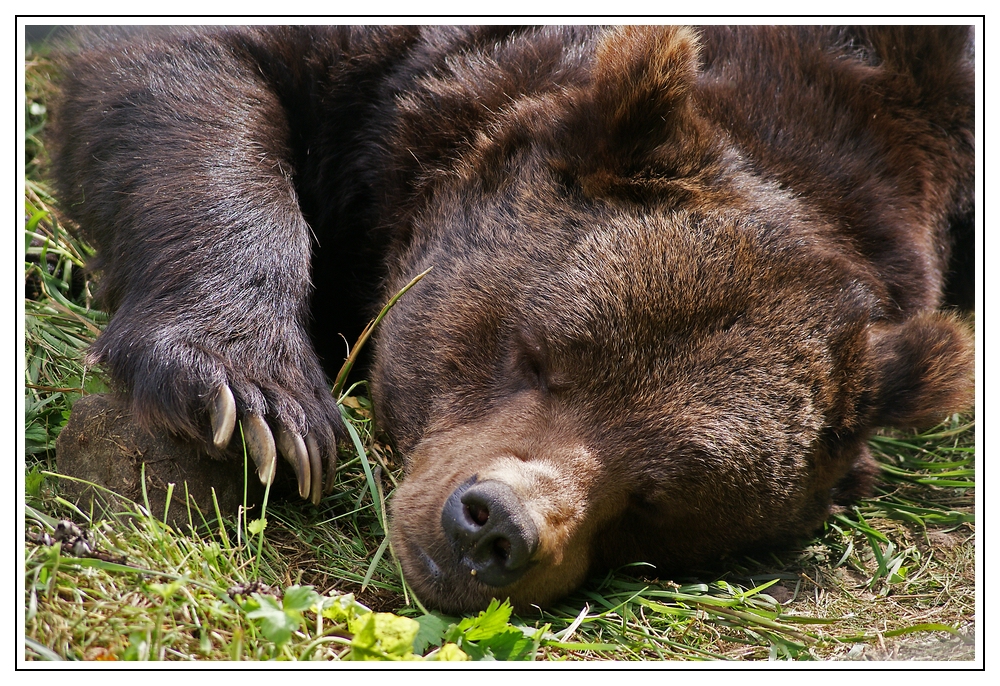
388, 410, 623, 611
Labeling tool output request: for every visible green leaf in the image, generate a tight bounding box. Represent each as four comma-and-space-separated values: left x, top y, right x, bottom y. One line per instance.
246, 595, 299, 646
247, 518, 267, 535
473, 628, 536, 660
361, 533, 390, 590
413, 613, 451, 654
320, 593, 370, 625
26, 208, 49, 233
24, 424, 49, 446
438, 599, 539, 661
883, 623, 962, 638
147, 580, 183, 600
431, 643, 470, 661
348, 612, 420, 660
447, 597, 513, 643
84, 375, 109, 394
283, 585, 321, 613
889, 565, 909, 584
25, 469, 46, 498
340, 411, 384, 527
244, 586, 321, 648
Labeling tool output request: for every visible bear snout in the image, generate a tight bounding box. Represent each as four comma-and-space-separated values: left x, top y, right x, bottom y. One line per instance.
441, 476, 540, 588
389, 426, 605, 612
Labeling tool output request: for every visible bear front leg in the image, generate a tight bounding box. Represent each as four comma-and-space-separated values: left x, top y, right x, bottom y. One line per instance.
52, 30, 341, 503
87, 236, 341, 505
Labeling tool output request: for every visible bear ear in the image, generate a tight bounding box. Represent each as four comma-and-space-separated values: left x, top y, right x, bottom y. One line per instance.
868, 311, 974, 429
566, 26, 710, 195
592, 25, 701, 148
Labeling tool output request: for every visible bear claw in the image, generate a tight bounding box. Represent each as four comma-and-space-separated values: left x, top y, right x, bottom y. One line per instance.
322, 440, 338, 497
277, 426, 312, 501
304, 434, 324, 505
209, 384, 237, 449
244, 414, 277, 486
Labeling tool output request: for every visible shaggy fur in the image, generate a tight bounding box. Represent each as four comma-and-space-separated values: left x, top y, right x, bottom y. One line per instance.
52, 26, 974, 613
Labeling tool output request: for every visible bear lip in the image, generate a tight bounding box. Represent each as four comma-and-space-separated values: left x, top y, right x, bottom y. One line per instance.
410, 541, 443, 584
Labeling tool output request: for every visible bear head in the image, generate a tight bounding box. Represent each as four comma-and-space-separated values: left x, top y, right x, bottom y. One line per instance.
370, 27, 973, 613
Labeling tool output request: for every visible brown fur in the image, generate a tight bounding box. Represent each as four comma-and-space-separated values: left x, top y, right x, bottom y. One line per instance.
51, 26, 974, 613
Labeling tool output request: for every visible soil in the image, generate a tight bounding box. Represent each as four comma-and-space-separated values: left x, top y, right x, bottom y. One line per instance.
55, 394, 266, 528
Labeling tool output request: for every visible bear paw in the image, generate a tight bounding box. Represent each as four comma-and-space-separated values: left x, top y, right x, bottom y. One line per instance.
88, 319, 342, 505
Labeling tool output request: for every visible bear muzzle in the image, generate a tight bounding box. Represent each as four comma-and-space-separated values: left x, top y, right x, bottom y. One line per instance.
387, 406, 618, 612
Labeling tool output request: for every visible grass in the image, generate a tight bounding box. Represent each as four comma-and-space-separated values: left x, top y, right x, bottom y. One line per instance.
22, 49, 978, 663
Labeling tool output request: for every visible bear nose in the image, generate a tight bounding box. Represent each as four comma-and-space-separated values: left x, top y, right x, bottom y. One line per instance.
441, 477, 539, 587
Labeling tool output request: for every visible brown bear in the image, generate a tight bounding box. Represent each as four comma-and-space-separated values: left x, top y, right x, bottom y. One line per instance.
51, 25, 974, 614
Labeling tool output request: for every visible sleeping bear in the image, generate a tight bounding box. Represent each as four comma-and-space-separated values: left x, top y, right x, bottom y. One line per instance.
51, 25, 974, 614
